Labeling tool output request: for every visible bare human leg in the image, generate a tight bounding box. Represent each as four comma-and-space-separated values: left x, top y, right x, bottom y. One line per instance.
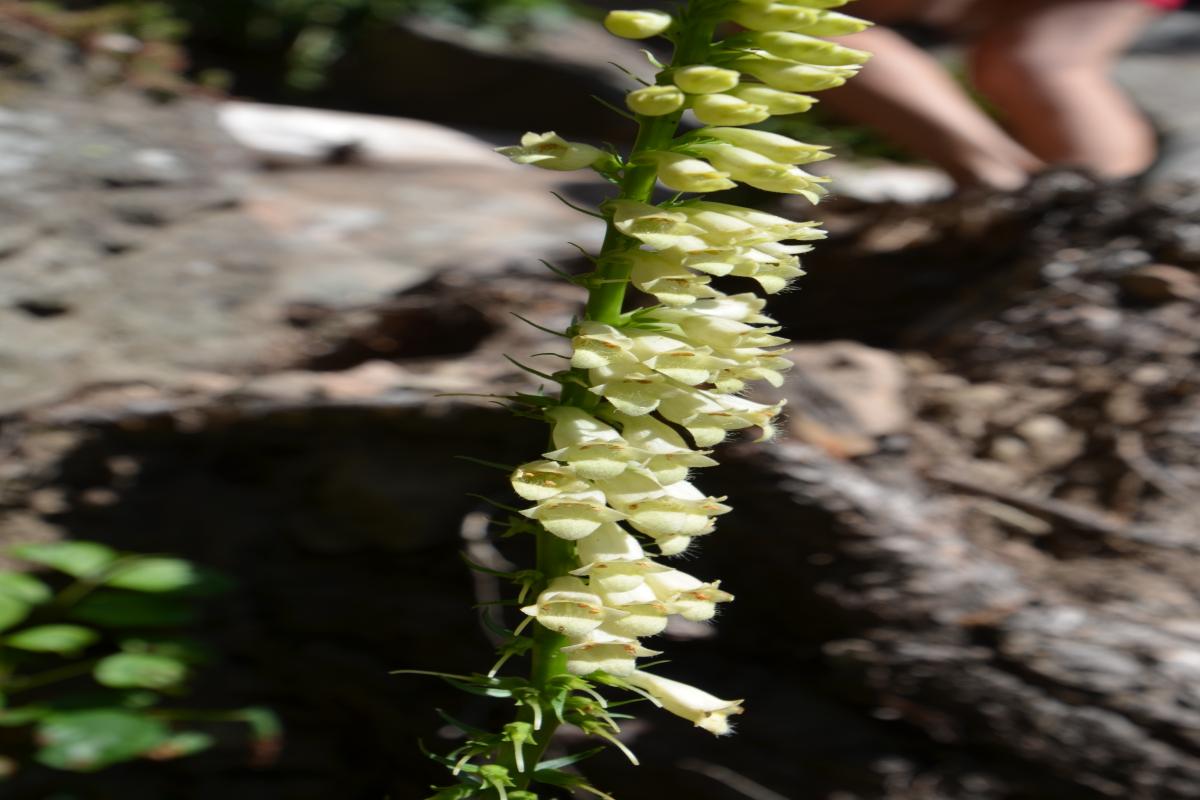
818, 1, 1043, 189
968, 0, 1161, 179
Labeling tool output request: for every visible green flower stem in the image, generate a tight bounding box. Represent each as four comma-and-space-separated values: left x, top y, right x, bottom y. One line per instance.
510, 7, 724, 792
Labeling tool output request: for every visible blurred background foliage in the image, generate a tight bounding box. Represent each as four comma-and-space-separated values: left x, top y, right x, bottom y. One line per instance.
8, 0, 583, 92
0, 542, 278, 779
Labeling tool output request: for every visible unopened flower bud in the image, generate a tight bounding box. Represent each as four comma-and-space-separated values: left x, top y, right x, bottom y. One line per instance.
734, 53, 854, 93
690, 93, 772, 126
604, 9, 673, 39
642, 151, 736, 193
697, 127, 831, 165
796, 9, 873, 36
729, 3, 818, 31
627, 85, 686, 117
727, 84, 816, 115
672, 64, 740, 94
751, 30, 871, 65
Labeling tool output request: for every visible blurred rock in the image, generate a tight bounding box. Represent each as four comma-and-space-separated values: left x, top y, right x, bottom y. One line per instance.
1118, 263, 1200, 304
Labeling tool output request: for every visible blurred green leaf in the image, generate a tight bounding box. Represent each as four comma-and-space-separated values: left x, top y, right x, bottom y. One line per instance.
238, 706, 282, 742
13, 542, 117, 579
35, 709, 170, 772
104, 558, 203, 593
5, 625, 99, 655
0, 595, 30, 634
119, 635, 212, 664
94, 653, 187, 690
69, 591, 196, 628
0, 705, 48, 727
146, 730, 214, 760
0, 573, 53, 605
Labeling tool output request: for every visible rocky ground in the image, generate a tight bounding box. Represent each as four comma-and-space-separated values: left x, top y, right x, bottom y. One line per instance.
1, 13, 1199, 800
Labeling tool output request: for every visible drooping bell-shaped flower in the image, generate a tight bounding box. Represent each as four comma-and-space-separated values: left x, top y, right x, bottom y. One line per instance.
496, 132, 604, 171
619, 478, 731, 541
614, 413, 718, 485
510, 460, 592, 501
644, 569, 734, 622
563, 630, 661, 677
588, 362, 675, 416
520, 490, 626, 540
625, 670, 744, 735
545, 407, 637, 480
595, 582, 671, 638
658, 389, 785, 447
521, 577, 624, 638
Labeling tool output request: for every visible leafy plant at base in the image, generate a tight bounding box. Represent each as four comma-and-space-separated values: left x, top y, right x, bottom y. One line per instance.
0, 540, 279, 777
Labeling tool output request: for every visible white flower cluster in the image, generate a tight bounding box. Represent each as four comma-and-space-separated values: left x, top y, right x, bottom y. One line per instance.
498, 0, 868, 740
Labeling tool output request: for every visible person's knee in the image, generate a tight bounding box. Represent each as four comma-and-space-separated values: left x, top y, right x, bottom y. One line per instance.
969, 34, 1087, 103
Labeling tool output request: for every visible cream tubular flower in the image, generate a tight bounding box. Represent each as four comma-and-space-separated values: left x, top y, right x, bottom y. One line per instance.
613, 413, 718, 485
588, 363, 677, 416
626, 670, 744, 735
627, 85, 686, 116
658, 390, 785, 446
545, 406, 638, 480
689, 142, 830, 201
521, 577, 624, 638
608, 200, 710, 252
619, 479, 731, 542
672, 64, 740, 94
510, 460, 591, 501
604, 9, 673, 39
564, 630, 661, 677
596, 582, 671, 638
695, 128, 832, 165
497, 132, 604, 171
629, 252, 722, 307
644, 569, 734, 622
727, 84, 817, 115
641, 151, 737, 194
521, 490, 626, 540
690, 94, 772, 127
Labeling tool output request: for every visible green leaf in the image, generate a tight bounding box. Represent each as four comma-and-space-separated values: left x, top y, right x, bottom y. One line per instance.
0, 705, 48, 727
94, 653, 187, 690
13, 542, 117, 579
0, 594, 30, 633
5, 625, 99, 654
144, 730, 214, 760
0, 572, 52, 605
535, 746, 606, 771
236, 706, 281, 742
69, 591, 196, 628
118, 635, 212, 664
35, 709, 170, 772
104, 558, 204, 593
